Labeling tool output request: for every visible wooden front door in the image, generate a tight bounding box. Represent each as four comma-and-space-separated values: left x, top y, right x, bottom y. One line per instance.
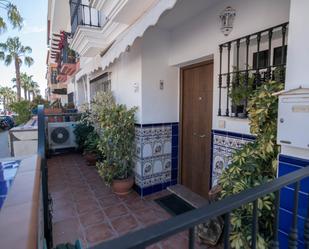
181, 61, 213, 198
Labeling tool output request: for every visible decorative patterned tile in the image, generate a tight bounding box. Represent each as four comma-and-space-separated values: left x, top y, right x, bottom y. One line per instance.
133, 123, 179, 196
211, 130, 255, 187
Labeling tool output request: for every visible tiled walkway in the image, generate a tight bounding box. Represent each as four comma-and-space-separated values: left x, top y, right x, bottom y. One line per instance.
48, 153, 218, 249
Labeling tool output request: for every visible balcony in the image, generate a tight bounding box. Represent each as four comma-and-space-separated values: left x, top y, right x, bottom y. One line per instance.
59, 48, 78, 76
70, 1, 101, 36
51, 68, 59, 84
69, 1, 109, 57
56, 72, 68, 83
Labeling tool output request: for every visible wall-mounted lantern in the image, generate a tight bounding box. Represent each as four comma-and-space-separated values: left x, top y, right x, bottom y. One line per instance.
219, 6, 236, 36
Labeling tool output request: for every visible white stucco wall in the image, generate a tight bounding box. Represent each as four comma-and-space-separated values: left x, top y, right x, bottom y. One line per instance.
106, 39, 142, 122
167, 0, 290, 134
141, 27, 179, 124
80, 0, 291, 132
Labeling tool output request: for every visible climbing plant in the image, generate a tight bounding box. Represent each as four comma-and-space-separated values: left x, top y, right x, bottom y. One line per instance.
219, 80, 284, 249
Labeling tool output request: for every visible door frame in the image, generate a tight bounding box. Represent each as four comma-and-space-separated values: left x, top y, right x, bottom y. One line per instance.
178, 59, 214, 189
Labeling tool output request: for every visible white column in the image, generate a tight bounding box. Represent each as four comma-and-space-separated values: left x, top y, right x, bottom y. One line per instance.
285, 0, 309, 90
280, 0, 309, 159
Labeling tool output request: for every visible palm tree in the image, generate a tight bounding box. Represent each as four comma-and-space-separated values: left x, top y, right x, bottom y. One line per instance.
12, 73, 39, 101
0, 86, 16, 113
12, 72, 31, 100
0, 37, 34, 101
0, 1, 23, 33
28, 80, 40, 100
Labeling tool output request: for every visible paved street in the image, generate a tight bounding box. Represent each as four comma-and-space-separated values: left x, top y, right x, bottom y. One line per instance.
0, 130, 10, 158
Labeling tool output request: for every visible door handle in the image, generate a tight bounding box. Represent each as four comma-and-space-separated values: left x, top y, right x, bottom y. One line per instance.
193, 133, 206, 138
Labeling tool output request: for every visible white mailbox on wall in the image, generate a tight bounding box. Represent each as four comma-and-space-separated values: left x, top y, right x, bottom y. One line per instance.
277, 88, 309, 149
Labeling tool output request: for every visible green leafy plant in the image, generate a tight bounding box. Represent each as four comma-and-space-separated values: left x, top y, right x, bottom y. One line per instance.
9, 100, 31, 125
96, 103, 137, 185
229, 72, 255, 116
84, 130, 100, 154
87, 91, 115, 126
219, 80, 284, 248
229, 73, 255, 105
74, 111, 94, 151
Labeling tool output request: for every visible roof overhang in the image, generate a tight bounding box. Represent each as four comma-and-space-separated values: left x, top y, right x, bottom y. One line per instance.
100, 0, 177, 70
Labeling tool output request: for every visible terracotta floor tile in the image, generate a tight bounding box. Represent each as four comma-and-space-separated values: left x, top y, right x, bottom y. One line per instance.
48, 153, 182, 248
79, 210, 105, 228
76, 197, 100, 214
53, 217, 82, 239
85, 223, 115, 245
104, 203, 128, 219
125, 198, 151, 211
53, 203, 77, 222
52, 195, 73, 209
134, 208, 167, 226
50, 188, 72, 200
98, 194, 121, 208
146, 244, 162, 249
161, 234, 189, 249
111, 214, 140, 235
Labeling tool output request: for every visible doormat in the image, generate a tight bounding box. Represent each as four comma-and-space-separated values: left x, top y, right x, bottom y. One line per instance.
155, 194, 195, 216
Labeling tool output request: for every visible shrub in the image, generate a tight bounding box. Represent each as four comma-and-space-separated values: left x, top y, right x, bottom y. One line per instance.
219, 81, 284, 248
74, 111, 94, 150
84, 130, 100, 154
96, 103, 137, 185
10, 100, 31, 125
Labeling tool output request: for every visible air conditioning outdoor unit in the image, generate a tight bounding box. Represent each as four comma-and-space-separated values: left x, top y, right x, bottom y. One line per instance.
48, 122, 77, 150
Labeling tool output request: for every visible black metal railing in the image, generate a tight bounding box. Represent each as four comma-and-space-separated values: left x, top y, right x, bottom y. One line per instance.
38, 105, 53, 249
70, 0, 101, 36
218, 22, 288, 118
91, 166, 309, 249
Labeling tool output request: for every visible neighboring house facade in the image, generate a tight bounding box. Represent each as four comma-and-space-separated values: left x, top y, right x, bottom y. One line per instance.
47, 0, 309, 245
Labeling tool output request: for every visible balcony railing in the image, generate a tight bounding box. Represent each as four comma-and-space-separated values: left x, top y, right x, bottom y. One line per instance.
70, 0, 101, 36
218, 22, 288, 118
50, 69, 58, 84
90, 165, 309, 249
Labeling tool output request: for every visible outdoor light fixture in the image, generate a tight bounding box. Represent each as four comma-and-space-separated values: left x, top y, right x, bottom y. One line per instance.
219, 6, 236, 36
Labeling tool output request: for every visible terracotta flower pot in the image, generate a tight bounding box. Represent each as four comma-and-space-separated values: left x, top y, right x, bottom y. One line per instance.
111, 176, 134, 195
83, 152, 97, 166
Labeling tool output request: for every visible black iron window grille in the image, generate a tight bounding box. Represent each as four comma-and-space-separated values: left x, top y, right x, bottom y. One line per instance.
218, 22, 288, 118
70, 0, 102, 36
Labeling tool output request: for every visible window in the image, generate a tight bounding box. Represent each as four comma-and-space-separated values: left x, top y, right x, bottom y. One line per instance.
252, 49, 269, 69
68, 92, 74, 104
273, 45, 287, 66
90, 72, 111, 99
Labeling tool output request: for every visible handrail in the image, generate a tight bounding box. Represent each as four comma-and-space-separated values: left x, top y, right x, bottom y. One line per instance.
38, 105, 46, 159
38, 105, 53, 249
91, 165, 309, 249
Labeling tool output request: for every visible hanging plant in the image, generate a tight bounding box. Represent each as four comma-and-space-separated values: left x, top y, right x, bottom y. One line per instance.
219, 80, 284, 248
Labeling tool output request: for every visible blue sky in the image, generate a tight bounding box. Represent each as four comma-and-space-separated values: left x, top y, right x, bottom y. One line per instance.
0, 0, 48, 96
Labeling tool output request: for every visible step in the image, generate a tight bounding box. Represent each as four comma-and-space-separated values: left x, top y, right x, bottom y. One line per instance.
167, 184, 208, 208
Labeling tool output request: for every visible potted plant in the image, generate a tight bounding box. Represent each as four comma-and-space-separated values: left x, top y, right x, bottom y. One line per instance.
96, 102, 137, 195
74, 111, 94, 153
83, 130, 99, 166
229, 72, 254, 118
